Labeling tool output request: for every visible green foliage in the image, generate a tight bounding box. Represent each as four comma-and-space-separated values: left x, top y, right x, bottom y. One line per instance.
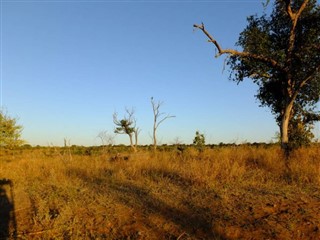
193, 131, 205, 152
274, 116, 315, 148
288, 115, 314, 148
114, 119, 135, 135
0, 111, 24, 148
228, 0, 320, 146
113, 109, 139, 152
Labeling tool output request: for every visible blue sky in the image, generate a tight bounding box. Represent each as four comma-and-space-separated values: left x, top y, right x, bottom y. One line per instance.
1, 0, 318, 146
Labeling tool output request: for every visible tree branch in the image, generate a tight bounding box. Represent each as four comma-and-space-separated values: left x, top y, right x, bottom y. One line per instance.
156, 114, 176, 129
285, 0, 294, 19
125, 107, 136, 128
288, 63, 320, 109
285, 0, 310, 67
285, 0, 309, 21
151, 98, 175, 130
193, 23, 284, 72
298, 63, 320, 90
194, 23, 223, 53
113, 112, 120, 125
296, 0, 309, 18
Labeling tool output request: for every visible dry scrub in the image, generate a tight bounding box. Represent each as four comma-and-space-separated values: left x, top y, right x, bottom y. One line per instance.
0, 145, 320, 239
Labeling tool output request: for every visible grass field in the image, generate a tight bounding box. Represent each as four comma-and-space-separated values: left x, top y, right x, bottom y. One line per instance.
1, 145, 320, 239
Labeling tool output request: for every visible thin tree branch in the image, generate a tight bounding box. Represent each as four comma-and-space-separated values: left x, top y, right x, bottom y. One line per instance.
125, 107, 136, 128
288, 63, 320, 113
113, 112, 120, 125
285, 0, 294, 19
151, 97, 175, 151
285, 0, 309, 21
296, 0, 309, 18
193, 23, 284, 72
285, 0, 310, 61
156, 114, 176, 129
298, 63, 320, 90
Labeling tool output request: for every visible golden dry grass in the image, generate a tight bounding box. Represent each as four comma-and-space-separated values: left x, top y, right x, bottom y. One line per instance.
0, 145, 320, 239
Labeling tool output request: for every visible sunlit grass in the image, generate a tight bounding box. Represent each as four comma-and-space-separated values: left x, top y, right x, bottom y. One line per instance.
0, 145, 319, 239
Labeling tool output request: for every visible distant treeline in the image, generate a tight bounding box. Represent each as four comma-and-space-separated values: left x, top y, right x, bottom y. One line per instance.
4, 142, 283, 151
2, 142, 319, 157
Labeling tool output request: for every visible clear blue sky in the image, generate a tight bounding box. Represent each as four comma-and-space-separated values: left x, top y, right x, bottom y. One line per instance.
1, 0, 319, 146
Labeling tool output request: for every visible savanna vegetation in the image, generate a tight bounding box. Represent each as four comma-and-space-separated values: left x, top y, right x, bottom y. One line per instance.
1, 0, 320, 239
0, 111, 24, 149
1, 144, 320, 239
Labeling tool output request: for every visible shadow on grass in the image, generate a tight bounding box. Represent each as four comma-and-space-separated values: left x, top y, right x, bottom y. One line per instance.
110, 181, 223, 239
0, 179, 17, 240
68, 167, 226, 239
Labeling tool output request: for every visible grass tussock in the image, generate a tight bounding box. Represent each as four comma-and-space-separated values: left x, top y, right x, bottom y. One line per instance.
0, 145, 320, 239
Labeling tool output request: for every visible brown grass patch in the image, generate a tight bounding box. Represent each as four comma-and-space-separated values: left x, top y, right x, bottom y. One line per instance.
0, 145, 319, 239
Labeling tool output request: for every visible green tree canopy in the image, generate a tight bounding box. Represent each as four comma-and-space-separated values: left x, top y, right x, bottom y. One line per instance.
195, 0, 320, 152
0, 111, 24, 148
193, 131, 206, 152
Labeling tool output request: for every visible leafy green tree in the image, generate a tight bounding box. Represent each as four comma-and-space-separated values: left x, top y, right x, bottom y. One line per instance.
0, 111, 24, 148
193, 131, 205, 152
194, 0, 320, 153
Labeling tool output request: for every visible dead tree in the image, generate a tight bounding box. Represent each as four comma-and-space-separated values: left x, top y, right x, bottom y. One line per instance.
151, 97, 175, 151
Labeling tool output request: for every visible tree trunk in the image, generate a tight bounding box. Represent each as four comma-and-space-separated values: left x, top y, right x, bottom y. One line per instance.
129, 133, 136, 152
280, 113, 289, 147
280, 100, 294, 158
134, 130, 138, 151
153, 123, 157, 152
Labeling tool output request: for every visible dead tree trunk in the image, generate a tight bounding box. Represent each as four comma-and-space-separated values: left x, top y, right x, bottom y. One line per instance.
151, 97, 175, 152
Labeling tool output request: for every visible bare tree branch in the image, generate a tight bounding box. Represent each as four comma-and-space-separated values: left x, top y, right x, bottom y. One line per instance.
151, 97, 175, 151
113, 112, 119, 125
193, 23, 284, 72
125, 107, 136, 128
156, 114, 176, 129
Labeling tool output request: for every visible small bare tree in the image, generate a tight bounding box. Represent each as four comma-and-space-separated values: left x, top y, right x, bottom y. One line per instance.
113, 108, 139, 152
97, 130, 115, 154
97, 130, 115, 146
151, 97, 175, 151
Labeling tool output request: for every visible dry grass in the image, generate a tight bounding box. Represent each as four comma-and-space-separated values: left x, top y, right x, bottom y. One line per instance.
0, 145, 320, 239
